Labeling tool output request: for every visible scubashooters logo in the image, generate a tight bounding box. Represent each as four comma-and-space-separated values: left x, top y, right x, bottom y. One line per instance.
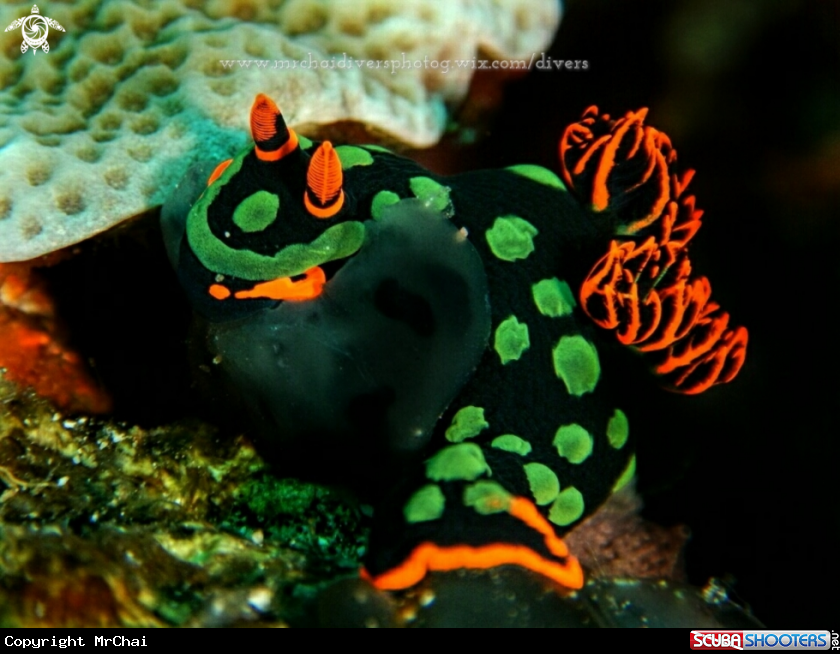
4, 5, 65, 54
690, 631, 832, 651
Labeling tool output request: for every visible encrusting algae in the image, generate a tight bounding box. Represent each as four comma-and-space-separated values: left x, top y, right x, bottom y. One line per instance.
0, 373, 368, 627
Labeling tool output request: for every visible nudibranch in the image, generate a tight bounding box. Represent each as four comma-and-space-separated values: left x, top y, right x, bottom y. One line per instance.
161, 95, 747, 595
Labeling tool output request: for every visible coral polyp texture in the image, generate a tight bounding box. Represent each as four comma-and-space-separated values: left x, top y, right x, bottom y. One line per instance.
0, 0, 561, 262
161, 95, 748, 597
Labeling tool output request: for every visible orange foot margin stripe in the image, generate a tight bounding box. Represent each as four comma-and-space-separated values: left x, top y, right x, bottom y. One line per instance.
363, 497, 584, 591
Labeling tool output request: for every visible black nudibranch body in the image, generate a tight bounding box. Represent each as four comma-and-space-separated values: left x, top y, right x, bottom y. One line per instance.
163, 95, 747, 600
206, 200, 490, 480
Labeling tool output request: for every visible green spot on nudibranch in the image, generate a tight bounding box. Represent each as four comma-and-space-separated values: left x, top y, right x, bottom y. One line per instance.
532, 278, 577, 318
409, 176, 452, 213
404, 484, 446, 523
371, 190, 401, 220
506, 164, 567, 191
548, 486, 585, 527
491, 434, 532, 456
553, 424, 594, 465
463, 481, 511, 515
607, 409, 629, 449
494, 315, 530, 364
523, 462, 560, 506
426, 443, 491, 482
552, 335, 601, 396
186, 150, 366, 280
364, 144, 392, 153
297, 135, 313, 150
485, 215, 538, 262
612, 454, 636, 493
445, 406, 489, 443
335, 145, 374, 168
232, 190, 279, 233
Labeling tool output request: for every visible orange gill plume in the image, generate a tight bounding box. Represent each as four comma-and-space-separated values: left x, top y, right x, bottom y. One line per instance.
559, 106, 675, 233
250, 93, 299, 162
304, 141, 345, 218
564, 107, 748, 394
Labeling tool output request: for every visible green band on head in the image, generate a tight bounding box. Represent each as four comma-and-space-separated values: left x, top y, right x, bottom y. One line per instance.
336, 145, 374, 168
523, 462, 560, 506
491, 434, 532, 456
187, 152, 366, 280
426, 443, 491, 482
548, 486, 585, 527
607, 409, 629, 449
371, 190, 401, 220
485, 215, 538, 262
532, 278, 577, 318
612, 454, 636, 492
232, 190, 279, 233
553, 423, 594, 465
463, 480, 512, 515
409, 176, 452, 214
445, 406, 489, 443
364, 144, 392, 153
297, 135, 313, 150
506, 164, 567, 191
404, 484, 446, 523
494, 315, 530, 364
551, 334, 601, 396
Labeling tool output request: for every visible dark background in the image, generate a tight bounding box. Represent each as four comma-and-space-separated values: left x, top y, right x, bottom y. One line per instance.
48, 0, 838, 629
466, 0, 838, 629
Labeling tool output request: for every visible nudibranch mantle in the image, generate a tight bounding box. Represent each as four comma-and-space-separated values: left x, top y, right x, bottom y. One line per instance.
162, 95, 747, 593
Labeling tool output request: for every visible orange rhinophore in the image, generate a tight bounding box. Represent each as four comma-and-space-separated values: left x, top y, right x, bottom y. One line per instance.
304, 141, 345, 218
250, 93, 299, 162
565, 107, 748, 394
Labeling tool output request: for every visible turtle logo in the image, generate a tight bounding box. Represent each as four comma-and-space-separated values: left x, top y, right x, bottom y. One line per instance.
4, 5, 65, 55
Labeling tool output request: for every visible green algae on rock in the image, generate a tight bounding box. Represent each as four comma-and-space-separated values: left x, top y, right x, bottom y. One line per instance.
0, 373, 367, 627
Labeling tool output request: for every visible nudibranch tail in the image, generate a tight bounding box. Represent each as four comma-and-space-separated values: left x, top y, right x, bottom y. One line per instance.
365, 490, 584, 591
561, 107, 748, 393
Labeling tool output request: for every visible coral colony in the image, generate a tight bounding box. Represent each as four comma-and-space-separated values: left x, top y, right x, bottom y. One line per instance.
0, 0, 559, 261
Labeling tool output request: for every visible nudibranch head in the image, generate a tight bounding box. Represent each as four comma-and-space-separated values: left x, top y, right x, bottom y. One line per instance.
167, 94, 364, 322
561, 106, 748, 394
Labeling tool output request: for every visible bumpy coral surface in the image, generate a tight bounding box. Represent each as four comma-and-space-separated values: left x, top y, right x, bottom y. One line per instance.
0, 0, 561, 262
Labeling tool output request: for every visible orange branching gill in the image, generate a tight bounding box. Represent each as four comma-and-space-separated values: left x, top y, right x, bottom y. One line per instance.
560, 107, 748, 394
0, 263, 111, 414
